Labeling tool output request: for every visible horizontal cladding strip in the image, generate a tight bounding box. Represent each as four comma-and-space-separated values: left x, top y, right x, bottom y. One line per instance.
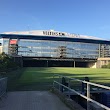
18, 48, 99, 52
23, 58, 96, 61
22, 56, 96, 61
23, 55, 97, 58
18, 50, 98, 54
1, 34, 110, 44
18, 52, 98, 56
18, 51, 59, 54
18, 46, 99, 51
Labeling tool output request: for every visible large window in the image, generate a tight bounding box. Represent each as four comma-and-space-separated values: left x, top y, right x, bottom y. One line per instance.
17, 39, 99, 59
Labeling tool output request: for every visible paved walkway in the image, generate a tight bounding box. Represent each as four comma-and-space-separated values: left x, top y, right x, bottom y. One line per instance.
0, 91, 70, 110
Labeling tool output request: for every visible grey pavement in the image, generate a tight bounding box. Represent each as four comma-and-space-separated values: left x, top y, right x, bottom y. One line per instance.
0, 91, 70, 110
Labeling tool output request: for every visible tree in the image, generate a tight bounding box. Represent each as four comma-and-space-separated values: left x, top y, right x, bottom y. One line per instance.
0, 52, 19, 73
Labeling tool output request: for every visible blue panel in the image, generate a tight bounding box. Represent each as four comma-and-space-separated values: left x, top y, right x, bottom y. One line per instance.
101, 92, 110, 107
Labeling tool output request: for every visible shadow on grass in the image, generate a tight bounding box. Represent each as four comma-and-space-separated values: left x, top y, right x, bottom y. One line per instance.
7, 67, 110, 91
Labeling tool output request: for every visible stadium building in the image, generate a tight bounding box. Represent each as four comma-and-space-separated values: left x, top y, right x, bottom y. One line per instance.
0, 30, 110, 68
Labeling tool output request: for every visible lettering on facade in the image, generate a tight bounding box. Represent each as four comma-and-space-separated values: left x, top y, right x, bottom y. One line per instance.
43, 31, 81, 38
43, 31, 65, 36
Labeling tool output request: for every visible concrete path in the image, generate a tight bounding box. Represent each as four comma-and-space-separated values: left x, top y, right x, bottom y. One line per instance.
0, 91, 70, 110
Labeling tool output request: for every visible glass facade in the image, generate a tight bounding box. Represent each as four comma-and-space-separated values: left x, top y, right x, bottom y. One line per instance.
0, 39, 3, 53
2, 38, 9, 54
17, 39, 99, 59
1, 35, 110, 59
100, 44, 110, 57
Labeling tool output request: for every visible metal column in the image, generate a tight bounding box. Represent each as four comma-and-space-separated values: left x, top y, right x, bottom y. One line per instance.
47, 60, 48, 67
87, 83, 90, 110
74, 61, 75, 68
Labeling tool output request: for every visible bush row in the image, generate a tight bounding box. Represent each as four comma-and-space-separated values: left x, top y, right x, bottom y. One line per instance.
101, 63, 110, 69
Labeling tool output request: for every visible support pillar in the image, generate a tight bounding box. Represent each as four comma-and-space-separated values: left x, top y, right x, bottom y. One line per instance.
20, 56, 23, 67
74, 61, 75, 68
47, 60, 48, 67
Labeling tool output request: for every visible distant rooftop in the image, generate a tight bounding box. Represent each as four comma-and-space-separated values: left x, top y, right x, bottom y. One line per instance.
2, 30, 105, 40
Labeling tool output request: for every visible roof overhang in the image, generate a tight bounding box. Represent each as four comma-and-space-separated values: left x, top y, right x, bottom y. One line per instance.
2, 30, 105, 40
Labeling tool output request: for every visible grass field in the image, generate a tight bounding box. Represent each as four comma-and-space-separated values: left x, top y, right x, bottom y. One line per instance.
8, 67, 110, 91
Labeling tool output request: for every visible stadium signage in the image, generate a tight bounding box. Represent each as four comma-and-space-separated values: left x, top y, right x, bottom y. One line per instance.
10, 40, 17, 44
43, 31, 66, 36
43, 30, 81, 38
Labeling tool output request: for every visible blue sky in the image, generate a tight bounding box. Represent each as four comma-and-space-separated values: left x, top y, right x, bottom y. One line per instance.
0, 0, 110, 39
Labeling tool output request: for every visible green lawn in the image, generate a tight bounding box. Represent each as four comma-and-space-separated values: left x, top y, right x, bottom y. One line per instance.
8, 67, 110, 91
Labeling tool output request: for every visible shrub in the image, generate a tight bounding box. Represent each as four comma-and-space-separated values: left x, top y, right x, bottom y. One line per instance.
107, 63, 110, 69
102, 63, 110, 69
102, 65, 107, 68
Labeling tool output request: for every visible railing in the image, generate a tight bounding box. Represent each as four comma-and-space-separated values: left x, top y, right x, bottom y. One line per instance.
53, 74, 110, 110
0, 77, 7, 98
